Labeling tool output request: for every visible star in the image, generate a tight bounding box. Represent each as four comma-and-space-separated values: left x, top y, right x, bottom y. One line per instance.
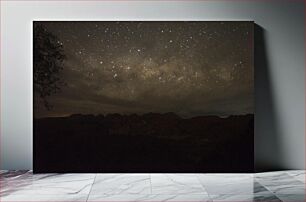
37, 21, 253, 118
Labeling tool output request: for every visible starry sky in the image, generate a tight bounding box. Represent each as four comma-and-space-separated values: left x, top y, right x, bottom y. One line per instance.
34, 21, 254, 118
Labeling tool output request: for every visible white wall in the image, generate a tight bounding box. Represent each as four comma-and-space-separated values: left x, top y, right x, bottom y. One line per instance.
1, 0, 304, 170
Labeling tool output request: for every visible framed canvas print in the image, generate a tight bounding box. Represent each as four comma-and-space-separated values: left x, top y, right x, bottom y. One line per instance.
33, 21, 254, 173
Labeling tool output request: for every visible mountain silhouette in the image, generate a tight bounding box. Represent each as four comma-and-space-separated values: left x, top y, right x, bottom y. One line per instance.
34, 113, 254, 173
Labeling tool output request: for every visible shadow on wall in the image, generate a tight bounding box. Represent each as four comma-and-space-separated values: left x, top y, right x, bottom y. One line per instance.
254, 24, 284, 172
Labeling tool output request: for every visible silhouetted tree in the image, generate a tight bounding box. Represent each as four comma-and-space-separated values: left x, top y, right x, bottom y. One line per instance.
34, 23, 66, 110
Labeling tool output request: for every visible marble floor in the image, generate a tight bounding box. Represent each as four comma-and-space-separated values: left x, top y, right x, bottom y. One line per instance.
0, 170, 305, 202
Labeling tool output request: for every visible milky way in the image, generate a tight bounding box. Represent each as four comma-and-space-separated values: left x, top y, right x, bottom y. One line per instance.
34, 21, 254, 118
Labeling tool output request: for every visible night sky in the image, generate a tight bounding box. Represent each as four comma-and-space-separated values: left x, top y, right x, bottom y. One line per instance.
34, 21, 254, 118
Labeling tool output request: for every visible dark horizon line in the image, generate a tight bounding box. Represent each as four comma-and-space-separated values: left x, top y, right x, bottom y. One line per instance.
34, 112, 254, 120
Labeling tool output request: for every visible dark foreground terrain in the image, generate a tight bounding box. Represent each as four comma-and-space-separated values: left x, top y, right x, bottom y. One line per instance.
34, 113, 254, 173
